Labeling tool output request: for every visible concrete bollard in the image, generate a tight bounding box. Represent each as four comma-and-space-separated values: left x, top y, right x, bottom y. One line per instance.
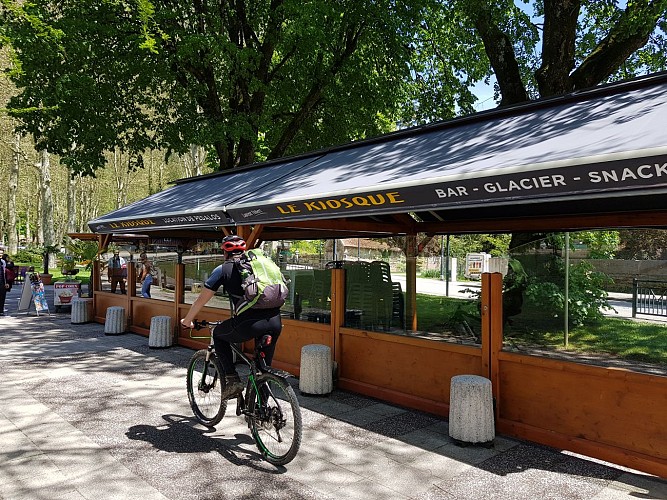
448, 374, 495, 446
149, 316, 173, 348
299, 344, 333, 395
104, 306, 126, 335
71, 298, 92, 324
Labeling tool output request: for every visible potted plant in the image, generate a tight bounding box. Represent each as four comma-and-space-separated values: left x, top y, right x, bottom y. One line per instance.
40, 245, 60, 285
65, 239, 100, 297
58, 254, 79, 278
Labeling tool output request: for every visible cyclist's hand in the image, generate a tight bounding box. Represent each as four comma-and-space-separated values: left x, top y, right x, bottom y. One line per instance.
180, 318, 194, 329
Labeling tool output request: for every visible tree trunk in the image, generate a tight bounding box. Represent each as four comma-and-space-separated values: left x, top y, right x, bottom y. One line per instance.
78, 175, 99, 232
66, 169, 77, 233
190, 144, 204, 177
25, 204, 32, 244
112, 148, 127, 209
40, 149, 57, 267
36, 170, 44, 245
7, 131, 20, 254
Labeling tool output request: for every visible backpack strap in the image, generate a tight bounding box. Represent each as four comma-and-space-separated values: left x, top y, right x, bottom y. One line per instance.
227, 253, 249, 316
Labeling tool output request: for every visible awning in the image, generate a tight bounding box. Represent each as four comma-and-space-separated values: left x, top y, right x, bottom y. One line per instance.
88, 156, 319, 233
89, 72, 667, 235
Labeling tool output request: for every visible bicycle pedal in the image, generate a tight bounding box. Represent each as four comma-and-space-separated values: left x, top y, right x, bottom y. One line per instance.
235, 394, 244, 416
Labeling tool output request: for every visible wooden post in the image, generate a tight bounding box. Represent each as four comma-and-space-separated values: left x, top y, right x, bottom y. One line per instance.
127, 259, 137, 297
174, 262, 185, 341
175, 262, 185, 307
330, 268, 345, 370
92, 260, 101, 292
92, 259, 100, 318
406, 234, 418, 331
485, 272, 504, 421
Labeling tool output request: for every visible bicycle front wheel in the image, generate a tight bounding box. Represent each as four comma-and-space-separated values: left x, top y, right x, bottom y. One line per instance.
248, 373, 302, 466
186, 350, 227, 427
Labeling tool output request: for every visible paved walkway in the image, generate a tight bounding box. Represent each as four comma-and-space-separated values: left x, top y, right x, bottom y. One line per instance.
1, 286, 666, 499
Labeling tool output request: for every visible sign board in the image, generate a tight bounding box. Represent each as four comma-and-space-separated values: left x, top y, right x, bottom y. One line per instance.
465, 253, 490, 280
54, 281, 81, 310
31, 281, 49, 314
18, 273, 50, 315
18, 281, 32, 311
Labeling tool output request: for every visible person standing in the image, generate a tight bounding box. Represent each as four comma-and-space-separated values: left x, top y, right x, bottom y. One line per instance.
107, 250, 127, 294
0, 255, 8, 316
138, 253, 154, 298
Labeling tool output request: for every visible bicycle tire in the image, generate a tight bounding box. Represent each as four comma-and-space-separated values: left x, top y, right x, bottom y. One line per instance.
186, 350, 227, 427
248, 373, 302, 466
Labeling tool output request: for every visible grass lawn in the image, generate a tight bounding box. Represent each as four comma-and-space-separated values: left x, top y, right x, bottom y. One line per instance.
14, 263, 91, 285
416, 294, 479, 334
505, 304, 667, 366
51, 267, 91, 284
417, 294, 667, 367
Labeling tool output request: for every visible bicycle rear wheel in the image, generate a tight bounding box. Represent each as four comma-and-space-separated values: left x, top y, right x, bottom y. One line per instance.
248, 373, 302, 466
186, 350, 227, 426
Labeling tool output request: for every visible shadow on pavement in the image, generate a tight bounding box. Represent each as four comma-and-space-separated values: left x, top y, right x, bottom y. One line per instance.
125, 413, 285, 473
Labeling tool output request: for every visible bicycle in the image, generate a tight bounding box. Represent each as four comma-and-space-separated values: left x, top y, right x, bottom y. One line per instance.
185, 319, 302, 466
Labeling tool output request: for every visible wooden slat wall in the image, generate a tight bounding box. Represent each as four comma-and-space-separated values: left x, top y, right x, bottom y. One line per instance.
337, 328, 483, 417
496, 352, 667, 477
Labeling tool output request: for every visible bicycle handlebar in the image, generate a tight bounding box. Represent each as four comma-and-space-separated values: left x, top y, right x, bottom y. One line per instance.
191, 319, 224, 330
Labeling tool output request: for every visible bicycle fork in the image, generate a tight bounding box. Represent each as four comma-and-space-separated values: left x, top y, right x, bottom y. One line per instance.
198, 346, 218, 393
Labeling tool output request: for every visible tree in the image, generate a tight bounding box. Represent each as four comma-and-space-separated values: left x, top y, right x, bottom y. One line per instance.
445, 1, 667, 249
0, 0, 441, 174
617, 228, 667, 259
456, 0, 667, 105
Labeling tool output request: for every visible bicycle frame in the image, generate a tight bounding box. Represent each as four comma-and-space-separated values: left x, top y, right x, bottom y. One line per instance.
191, 320, 281, 416
187, 319, 302, 465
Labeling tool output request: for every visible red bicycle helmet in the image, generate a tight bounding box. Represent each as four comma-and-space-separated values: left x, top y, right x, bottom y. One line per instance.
221, 235, 246, 254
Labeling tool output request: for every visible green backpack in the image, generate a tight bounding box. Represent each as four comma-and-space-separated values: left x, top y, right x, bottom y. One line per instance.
233, 249, 288, 315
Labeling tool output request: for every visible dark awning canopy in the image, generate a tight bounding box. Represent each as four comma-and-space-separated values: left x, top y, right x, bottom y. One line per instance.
89, 72, 667, 239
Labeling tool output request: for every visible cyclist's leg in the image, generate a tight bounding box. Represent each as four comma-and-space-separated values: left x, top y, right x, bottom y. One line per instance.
213, 317, 257, 399
212, 318, 248, 375
255, 313, 282, 367
213, 310, 282, 371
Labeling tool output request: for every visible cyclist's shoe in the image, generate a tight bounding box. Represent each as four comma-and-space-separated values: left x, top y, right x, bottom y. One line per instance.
221, 374, 244, 400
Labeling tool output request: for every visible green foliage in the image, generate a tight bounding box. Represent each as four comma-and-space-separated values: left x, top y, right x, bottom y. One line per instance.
64, 238, 99, 271
290, 240, 325, 255
441, 234, 511, 259
504, 258, 527, 291
1, 0, 447, 174
524, 258, 614, 327
14, 244, 44, 264
577, 231, 620, 259
617, 228, 667, 259
547, 231, 620, 259
420, 269, 442, 279
3, 0, 667, 181
58, 254, 76, 273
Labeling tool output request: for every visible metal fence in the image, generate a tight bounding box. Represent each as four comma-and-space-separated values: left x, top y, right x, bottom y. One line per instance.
632, 278, 667, 317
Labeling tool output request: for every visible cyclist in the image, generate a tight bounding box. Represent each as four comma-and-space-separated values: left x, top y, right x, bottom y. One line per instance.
180, 235, 283, 400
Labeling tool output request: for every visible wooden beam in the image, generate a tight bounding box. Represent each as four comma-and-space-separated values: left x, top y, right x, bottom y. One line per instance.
391, 213, 417, 232
100, 234, 112, 252
418, 235, 434, 254
261, 228, 397, 240
269, 218, 407, 234
418, 210, 667, 234
246, 225, 264, 248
